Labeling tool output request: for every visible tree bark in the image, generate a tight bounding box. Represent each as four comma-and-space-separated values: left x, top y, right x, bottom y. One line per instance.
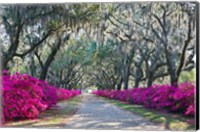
116, 77, 123, 90
40, 38, 62, 80
169, 70, 178, 86
134, 79, 140, 88
147, 77, 153, 87
123, 65, 130, 90
30, 56, 36, 76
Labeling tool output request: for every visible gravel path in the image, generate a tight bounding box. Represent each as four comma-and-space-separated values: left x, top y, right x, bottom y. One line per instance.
65, 93, 165, 130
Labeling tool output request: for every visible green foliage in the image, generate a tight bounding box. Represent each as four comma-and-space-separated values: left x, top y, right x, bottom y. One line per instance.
72, 4, 100, 23
179, 69, 196, 83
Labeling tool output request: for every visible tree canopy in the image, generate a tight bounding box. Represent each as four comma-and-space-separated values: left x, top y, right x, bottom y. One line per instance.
0, 2, 196, 90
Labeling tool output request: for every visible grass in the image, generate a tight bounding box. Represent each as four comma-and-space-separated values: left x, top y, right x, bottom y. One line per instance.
99, 96, 195, 130
4, 95, 83, 128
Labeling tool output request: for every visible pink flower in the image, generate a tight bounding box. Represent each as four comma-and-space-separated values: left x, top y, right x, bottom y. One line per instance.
92, 82, 195, 117
2, 72, 81, 123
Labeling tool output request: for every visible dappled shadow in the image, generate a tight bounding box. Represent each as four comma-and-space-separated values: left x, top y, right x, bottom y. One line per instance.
65, 94, 165, 130
95, 96, 195, 130
5, 120, 40, 128
4, 96, 83, 128
28, 123, 67, 128
65, 115, 161, 130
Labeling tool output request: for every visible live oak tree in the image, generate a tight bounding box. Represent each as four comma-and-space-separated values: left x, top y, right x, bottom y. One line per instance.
0, 3, 196, 89
145, 2, 196, 86
102, 2, 196, 88
1, 4, 101, 82
0, 5, 63, 69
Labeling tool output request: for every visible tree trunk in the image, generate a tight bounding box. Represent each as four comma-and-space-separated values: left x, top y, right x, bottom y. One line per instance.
134, 79, 140, 88
147, 78, 153, 87
147, 72, 154, 87
40, 38, 62, 80
170, 72, 178, 86
117, 77, 123, 90
2, 58, 10, 70
59, 70, 63, 87
40, 66, 49, 80
30, 56, 36, 76
123, 66, 130, 90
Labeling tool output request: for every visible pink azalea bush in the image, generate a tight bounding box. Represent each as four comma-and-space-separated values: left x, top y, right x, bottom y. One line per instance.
57, 89, 81, 101
92, 83, 195, 117
2, 71, 81, 123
